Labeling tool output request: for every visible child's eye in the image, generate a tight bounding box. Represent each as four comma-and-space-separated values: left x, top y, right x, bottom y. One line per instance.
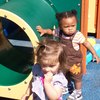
64, 26, 69, 28
42, 64, 56, 68
49, 65, 55, 67
71, 25, 75, 27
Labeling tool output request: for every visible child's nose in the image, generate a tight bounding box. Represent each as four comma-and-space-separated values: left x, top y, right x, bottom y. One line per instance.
45, 67, 50, 72
42, 67, 50, 72
46, 67, 51, 72
69, 27, 72, 30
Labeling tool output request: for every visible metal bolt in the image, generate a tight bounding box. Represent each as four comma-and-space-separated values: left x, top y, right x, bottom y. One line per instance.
23, 27, 26, 30
78, 3, 80, 6
8, 88, 11, 91
6, 0, 9, 2
4, 15, 7, 18
24, 81, 27, 84
50, 3, 53, 6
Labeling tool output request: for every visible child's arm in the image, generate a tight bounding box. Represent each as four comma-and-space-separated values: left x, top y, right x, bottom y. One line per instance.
83, 39, 100, 63
21, 78, 33, 100
36, 26, 53, 36
44, 72, 63, 100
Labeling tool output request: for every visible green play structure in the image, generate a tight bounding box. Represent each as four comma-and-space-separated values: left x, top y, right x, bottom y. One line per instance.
0, 0, 81, 86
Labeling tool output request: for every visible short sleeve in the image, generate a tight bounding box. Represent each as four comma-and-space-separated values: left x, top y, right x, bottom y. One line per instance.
52, 72, 68, 93
73, 31, 86, 44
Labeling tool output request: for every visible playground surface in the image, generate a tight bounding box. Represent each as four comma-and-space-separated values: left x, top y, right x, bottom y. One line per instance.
63, 62, 100, 100
82, 62, 100, 100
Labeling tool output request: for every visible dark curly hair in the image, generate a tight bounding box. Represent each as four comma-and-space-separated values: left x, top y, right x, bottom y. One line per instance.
56, 9, 77, 24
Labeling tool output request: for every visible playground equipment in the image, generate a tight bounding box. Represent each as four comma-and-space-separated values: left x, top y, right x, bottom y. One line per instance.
86, 44, 100, 65
87, 37, 96, 46
86, 38, 100, 65
0, 0, 81, 99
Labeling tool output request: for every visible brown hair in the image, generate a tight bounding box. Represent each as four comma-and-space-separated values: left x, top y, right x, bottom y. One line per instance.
36, 38, 68, 74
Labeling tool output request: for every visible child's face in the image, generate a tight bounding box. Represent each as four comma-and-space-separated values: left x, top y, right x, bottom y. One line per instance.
60, 16, 77, 35
41, 62, 60, 75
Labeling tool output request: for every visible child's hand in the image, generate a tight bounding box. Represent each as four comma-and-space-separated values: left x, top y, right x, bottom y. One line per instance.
36, 26, 46, 36
21, 94, 29, 100
93, 54, 100, 64
44, 72, 53, 83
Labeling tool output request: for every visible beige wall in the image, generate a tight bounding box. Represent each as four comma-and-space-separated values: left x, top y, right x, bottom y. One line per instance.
88, 0, 96, 33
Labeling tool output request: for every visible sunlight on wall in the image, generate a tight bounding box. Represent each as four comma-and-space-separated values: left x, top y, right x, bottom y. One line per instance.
88, 0, 96, 33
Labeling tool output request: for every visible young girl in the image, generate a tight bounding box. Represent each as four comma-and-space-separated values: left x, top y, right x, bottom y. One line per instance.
21, 38, 68, 100
36, 10, 100, 100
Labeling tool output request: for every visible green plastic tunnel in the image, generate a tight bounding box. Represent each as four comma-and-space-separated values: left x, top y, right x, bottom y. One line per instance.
0, 0, 81, 86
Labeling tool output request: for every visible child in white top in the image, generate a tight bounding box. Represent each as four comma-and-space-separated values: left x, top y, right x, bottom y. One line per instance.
21, 38, 68, 100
